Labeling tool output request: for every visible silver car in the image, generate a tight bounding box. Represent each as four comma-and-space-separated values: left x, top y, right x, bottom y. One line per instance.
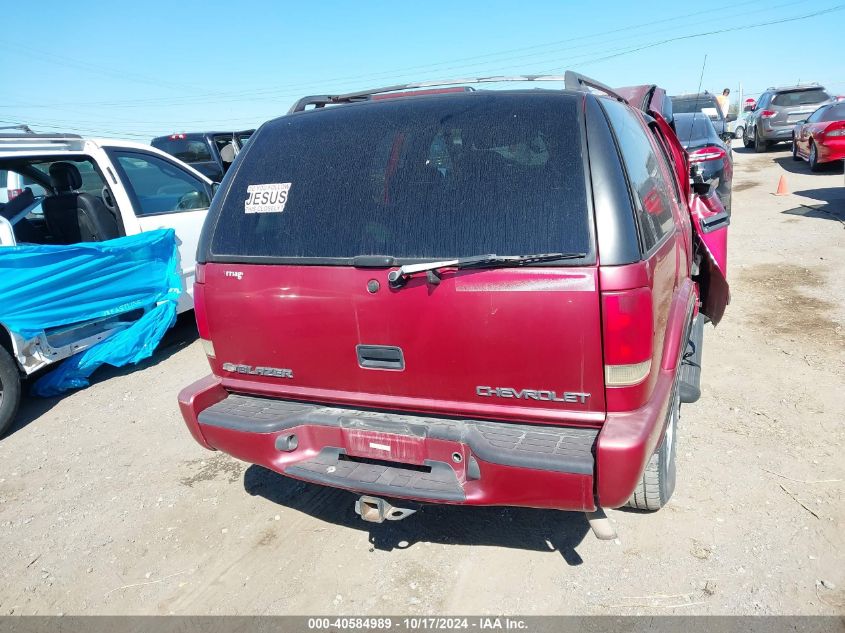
743, 84, 833, 152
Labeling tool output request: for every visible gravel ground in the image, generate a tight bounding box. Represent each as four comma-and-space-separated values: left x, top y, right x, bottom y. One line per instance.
0, 144, 843, 616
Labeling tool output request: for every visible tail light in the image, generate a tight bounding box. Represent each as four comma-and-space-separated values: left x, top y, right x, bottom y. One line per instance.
602, 288, 654, 387
194, 264, 215, 360
689, 146, 727, 163
760, 110, 777, 119
822, 122, 845, 138
6, 188, 23, 200
169, 133, 187, 140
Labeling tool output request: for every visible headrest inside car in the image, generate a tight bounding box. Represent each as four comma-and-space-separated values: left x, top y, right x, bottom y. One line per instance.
49, 162, 83, 192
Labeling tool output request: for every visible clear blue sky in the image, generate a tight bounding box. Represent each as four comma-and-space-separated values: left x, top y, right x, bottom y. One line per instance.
2, 0, 843, 140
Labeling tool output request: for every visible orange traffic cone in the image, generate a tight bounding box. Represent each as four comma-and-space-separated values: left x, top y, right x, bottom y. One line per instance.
775, 175, 789, 196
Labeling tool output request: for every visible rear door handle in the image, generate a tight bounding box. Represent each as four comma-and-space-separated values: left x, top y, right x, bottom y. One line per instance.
356, 345, 405, 370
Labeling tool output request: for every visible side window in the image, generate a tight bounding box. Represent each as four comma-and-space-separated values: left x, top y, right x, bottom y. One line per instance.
111, 151, 210, 216
602, 99, 676, 253
806, 107, 826, 123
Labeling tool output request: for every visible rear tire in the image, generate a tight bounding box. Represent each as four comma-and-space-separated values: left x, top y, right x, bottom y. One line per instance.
809, 142, 821, 172
0, 345, 21, 439
734, 126, 744, 140
625, 381, 679, 511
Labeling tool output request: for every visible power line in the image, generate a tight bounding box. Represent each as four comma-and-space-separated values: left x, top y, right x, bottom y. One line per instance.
541, 3, 845, 73
1, 0, 784, 111
5, 2, 839, 139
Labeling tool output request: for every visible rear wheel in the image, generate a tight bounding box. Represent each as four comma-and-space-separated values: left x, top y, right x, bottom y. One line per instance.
808, 141, 821, 172
626, 381, 679, 511
734, 125, 744, 140
0, 345, 21, 439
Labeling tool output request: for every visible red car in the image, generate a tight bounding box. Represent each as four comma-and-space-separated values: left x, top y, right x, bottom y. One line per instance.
792, 101, 845, 171
178, 74, 730, 538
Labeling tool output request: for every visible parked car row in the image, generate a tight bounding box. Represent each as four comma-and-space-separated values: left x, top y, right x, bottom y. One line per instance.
742, 84, 836, 154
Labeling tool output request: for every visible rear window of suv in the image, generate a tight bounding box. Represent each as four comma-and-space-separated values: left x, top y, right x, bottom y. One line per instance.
772, 89, 830, 107
207, 93, 592, 262
152, 137, 212, 163
672, 96, 721, 116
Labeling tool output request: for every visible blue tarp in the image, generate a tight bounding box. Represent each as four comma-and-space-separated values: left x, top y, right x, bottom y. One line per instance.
0, 229, 181, 396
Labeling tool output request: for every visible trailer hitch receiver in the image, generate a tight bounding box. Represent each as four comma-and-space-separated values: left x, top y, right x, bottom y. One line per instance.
355, 495, 417, 523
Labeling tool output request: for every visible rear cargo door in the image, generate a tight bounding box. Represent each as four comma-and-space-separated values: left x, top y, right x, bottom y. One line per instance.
199, 92, 607, 425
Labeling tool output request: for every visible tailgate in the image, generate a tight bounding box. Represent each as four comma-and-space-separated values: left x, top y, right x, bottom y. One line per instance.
201, 263, 606, 425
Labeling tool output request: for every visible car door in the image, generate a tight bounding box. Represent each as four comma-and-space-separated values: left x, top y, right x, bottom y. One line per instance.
106, 148, 212, 312
804, 106, 828, 151
752, 93, 769, 136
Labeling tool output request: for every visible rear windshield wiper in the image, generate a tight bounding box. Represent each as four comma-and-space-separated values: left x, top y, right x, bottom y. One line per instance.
387, 252, 586, 287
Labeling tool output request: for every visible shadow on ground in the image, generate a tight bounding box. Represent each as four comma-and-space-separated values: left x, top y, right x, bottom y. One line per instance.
780, 185, 845, 226
731, 144, 791, 157
6, 311, 198, 438
243, 464, 593, 565
773, 155, 844, 176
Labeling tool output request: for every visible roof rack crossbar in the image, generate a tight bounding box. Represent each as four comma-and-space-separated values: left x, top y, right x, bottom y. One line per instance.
0, 133, 83, 140
288, 74, 593, 113
0, 124, 34, 134
563, 71, 627, 103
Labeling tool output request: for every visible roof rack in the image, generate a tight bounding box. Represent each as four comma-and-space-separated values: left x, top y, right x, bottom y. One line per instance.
0, 124, 35, 134
765, 82, 822, 91
0, 133, 85, 152
288, 72, 626, 113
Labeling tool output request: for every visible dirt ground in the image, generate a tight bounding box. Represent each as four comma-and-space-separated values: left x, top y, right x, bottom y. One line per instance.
0, 145, 843, 616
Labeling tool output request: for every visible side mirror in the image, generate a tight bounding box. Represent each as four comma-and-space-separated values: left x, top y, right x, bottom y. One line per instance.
0, 216, 17, 247
211, 182, 221, 198
726, 113, 737, 122
743, 105, 754, 112
720, 132, 735, 143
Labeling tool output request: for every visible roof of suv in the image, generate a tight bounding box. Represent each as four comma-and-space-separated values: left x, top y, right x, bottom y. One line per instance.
765, 84, 825, 93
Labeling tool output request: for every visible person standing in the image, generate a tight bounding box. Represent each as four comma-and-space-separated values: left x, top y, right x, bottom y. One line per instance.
716, 88, 731, 118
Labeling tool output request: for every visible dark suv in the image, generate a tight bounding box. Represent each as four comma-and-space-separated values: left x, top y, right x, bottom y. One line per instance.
178, 75, 730, 537
151, 131, 254, 181
743, 85, 833, 152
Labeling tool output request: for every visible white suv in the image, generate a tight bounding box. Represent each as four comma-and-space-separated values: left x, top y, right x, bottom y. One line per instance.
0, 133, 213, 312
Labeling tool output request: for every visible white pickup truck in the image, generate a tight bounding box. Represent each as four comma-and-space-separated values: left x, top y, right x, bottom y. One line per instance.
0, 132, 214, 436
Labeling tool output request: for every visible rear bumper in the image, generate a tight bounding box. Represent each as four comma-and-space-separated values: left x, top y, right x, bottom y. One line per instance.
759, 125, 793, 141
818, 139, 845, 163
177, 370, 676, 510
